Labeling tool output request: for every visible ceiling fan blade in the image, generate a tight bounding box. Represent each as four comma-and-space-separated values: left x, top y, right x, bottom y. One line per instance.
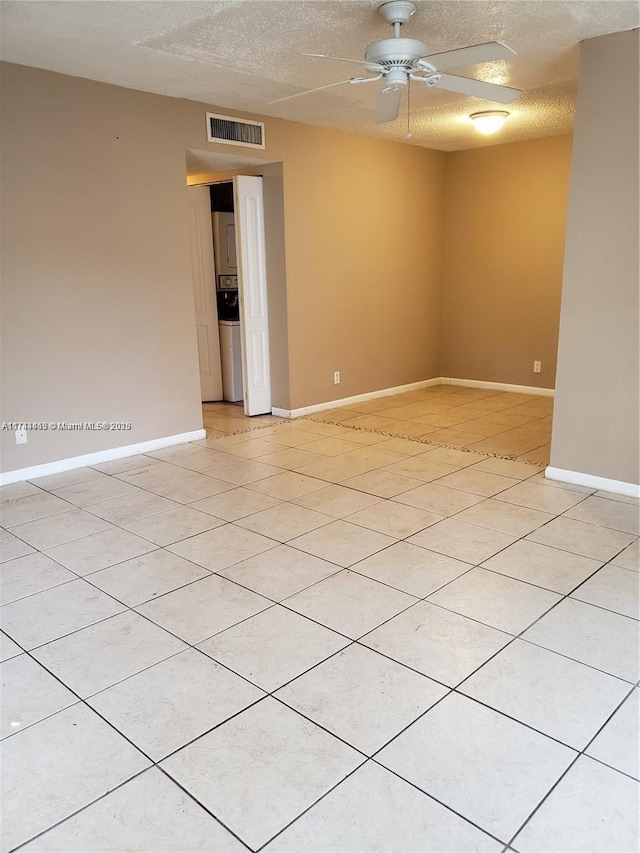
421, 41, 516, 71
374, 87, 403, 124
267, 78, 352, 105
435, 73, 521, 104
301, 53, 384, 71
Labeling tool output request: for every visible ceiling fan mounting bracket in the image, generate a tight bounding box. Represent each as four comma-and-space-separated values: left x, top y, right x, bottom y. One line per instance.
377, 1, 417, 27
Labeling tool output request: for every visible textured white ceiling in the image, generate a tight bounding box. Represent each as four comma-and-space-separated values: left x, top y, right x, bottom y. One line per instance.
1, 1, 638, 150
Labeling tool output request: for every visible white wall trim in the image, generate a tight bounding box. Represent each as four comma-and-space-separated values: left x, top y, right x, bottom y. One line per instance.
441, 377, 555, 397
271, 378, 442, 419
0, 430, 207, 486
545, 466, 640, 498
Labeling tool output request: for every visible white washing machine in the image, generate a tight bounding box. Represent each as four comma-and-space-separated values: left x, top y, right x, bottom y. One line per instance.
218, 320, 243, 402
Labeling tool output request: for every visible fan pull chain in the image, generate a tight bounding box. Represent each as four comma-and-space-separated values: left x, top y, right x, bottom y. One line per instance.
406, 77, 412, 138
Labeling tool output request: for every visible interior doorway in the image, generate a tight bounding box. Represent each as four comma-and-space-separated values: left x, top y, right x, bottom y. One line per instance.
188, 174, 272, 417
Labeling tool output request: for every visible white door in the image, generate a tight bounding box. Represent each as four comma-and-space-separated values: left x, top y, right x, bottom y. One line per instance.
234, 176, 271, 415
188, 186, 223, 401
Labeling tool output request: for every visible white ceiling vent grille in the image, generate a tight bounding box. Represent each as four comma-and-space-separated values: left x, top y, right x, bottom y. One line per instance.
206, 112, 265, 149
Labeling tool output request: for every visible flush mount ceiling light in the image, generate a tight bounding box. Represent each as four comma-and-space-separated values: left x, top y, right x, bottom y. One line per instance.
470, 110, 510, 134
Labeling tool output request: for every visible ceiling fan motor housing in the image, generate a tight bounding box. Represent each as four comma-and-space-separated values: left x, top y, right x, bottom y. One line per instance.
365, 37, 429, 68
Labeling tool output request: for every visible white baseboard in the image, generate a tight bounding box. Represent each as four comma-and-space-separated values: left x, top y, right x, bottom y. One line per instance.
441, 377, 555, 397
545, 466, 640, 498
0, 429, 207, 486
271, 378, 442, 419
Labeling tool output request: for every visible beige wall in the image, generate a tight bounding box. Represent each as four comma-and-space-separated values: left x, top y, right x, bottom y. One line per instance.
550, 29, 639, 485
0, 63, 445, 473
440, 135, 573, 388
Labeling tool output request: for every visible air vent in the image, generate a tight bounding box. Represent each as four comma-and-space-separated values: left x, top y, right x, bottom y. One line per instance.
206, 112, 265, 149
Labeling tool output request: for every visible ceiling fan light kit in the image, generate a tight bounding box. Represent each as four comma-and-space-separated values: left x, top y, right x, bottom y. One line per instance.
470, 110, 510, 134
274, 0, 522, 130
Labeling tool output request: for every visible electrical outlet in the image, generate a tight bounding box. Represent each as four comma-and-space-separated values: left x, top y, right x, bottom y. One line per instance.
533, 361, 542, 374
333, 371, 341, 385
15, 428, 27, 445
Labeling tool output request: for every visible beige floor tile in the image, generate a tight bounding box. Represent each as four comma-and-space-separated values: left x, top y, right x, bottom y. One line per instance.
0, 552, 75, 605
122, 505, 224, 546
494, 481, 587, 514
276, 644, 446, 754
352, 542, 471, 598
346, 501, 442, 539
1, 654, 78, 739
342, 414, 400, 430
165, 448, 242, 472
372, 437, 434, 456
161, 698, 362, 850
523, 597, 639, 683
293, 484, 381, 518
235, 503, 333, 542
136, 574, 272, 644
481, 540, 602, 594
116, 461, 193, 488
0, 492, 71, 528
527, 517, 636, 562
415, 408, 487, 428
167, 523, 276, 572
460, 640, 630, 750
52, 477, 139, 507
30, 468, 106, 491
471, 457, 543, 479
420, 447, 488, 468
585, 689, 639, 779
88, 549, 211, 607
301, 437, 367, 457
517, 444, 552, 464
422, 428, 479, 447
340, 469, 423, 498
145, 473, 235, 503
0, 578, 125, 649
408, 518, 517, 564
455, 498, 554, 537
512, 756, 639, 853
427, 567, 560, 635
8, 508, 113, 550
0, 632, 23, 662
44, 527, 156, 575
199, 605, 349, 691
570, 564, 639, 619
394, 483, 485, 516
378, 692, 574, 841
89, 454, 157, 475
295, 456, 382, 483
0, 529, 35, 563
257, 448, 326, 469
361, 601, 511, 687
434, 469, 520, 497
214, 438, 282, 459
289, 520, 396, 568
265, 760, 501, 853
284, 569, 417, 639
88, 648, 263, 760
249, 471, 327, 500
20, 769, 246, 852
383, 457, 458, 482
199, 459, 284, 486
0, 703, 149, 852
33, 610, 187, 697
219, 544, 341, 601
86, 491, 178, 525
613, 539, 640, 572
563, 495, 640, 535
190, 486, 281, 520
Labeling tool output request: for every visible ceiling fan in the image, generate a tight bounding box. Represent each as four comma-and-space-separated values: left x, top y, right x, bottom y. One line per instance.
269, 0, 521, 124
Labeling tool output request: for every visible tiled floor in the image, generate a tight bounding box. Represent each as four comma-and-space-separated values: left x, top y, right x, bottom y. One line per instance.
1, 385, 638, 852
